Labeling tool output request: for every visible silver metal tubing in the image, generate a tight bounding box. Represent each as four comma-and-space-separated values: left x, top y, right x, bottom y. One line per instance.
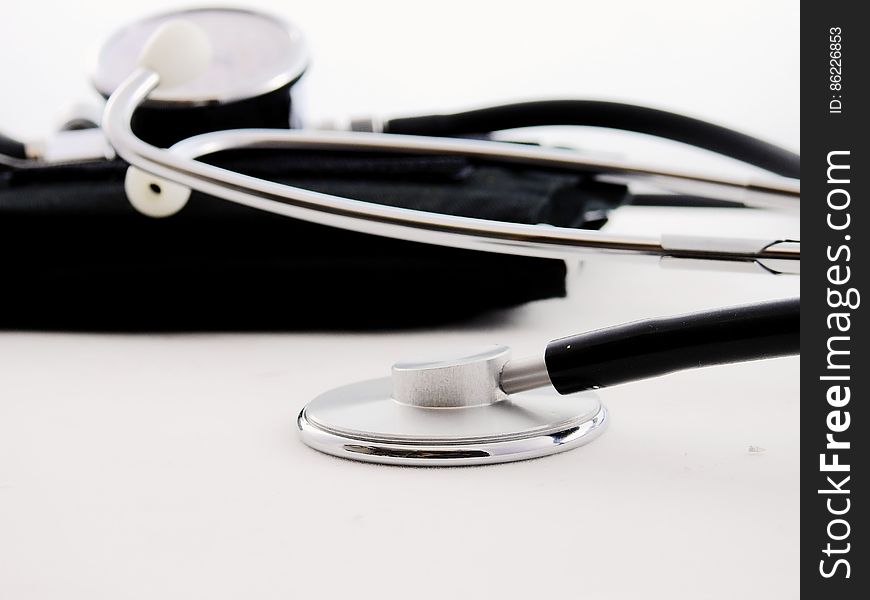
500, 354, 552, 395
170, 130, 800, 210
103, 68, 800, 269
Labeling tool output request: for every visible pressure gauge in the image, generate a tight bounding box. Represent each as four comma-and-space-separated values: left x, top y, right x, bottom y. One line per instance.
93, 7, 308, 105
93, 7, 309, 146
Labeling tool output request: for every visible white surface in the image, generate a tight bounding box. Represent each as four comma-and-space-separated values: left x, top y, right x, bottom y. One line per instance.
1, 1, 799, 598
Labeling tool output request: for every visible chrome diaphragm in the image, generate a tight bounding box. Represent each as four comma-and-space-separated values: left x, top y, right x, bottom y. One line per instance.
297, 346, 608, 466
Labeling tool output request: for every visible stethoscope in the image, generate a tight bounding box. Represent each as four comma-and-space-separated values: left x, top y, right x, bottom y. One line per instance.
3, 7, 800, 465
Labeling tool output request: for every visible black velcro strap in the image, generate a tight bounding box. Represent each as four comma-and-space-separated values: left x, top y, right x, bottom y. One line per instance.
0, 151, 627, 330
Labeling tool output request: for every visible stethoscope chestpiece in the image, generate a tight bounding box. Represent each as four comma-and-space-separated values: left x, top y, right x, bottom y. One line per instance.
297, 346, 608, 466
93, 7, 309, 147
297, 298, 800, 467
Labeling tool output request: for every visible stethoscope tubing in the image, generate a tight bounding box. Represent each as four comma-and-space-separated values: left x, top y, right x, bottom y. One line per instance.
103, 68, 799, 270
382, 100, 801, 180
541, 296, 800, 394
171, 129, 799, 210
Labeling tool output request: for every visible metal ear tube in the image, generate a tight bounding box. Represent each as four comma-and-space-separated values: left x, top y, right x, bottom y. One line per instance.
99, 11, 800, 273
103, 74, 801, 271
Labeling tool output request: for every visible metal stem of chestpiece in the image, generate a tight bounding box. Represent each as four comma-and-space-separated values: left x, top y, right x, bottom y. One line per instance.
390, 346, 550, 408
499, 354, 552, 396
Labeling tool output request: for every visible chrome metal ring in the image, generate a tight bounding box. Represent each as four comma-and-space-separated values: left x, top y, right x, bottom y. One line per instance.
297, 377, 608, 466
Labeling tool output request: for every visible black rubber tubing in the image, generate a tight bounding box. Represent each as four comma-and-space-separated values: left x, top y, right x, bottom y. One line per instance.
544, 297, 799, 395
384, 100, 800, 179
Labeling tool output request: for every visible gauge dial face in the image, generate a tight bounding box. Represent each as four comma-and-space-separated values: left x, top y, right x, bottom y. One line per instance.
93, 7, 308, 106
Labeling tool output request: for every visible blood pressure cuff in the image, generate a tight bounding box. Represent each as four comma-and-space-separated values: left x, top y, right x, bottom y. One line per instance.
0, 151, 627, 330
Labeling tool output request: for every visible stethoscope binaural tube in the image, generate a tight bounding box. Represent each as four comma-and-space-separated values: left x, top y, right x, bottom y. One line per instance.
101, 19, 801, 274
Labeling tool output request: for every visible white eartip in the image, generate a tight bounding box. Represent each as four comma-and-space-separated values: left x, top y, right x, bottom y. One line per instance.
125, 167, 191, 218
137, 19, 212, 89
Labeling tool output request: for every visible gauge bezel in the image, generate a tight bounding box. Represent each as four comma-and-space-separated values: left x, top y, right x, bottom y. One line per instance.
92, 7, 309, 107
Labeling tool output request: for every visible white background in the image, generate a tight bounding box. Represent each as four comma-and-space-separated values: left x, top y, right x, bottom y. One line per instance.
1, 1, 799, 599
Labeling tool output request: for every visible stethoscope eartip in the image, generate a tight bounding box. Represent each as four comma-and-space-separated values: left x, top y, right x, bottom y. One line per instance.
137, 19, 212, 91
124, 167, 191, 218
